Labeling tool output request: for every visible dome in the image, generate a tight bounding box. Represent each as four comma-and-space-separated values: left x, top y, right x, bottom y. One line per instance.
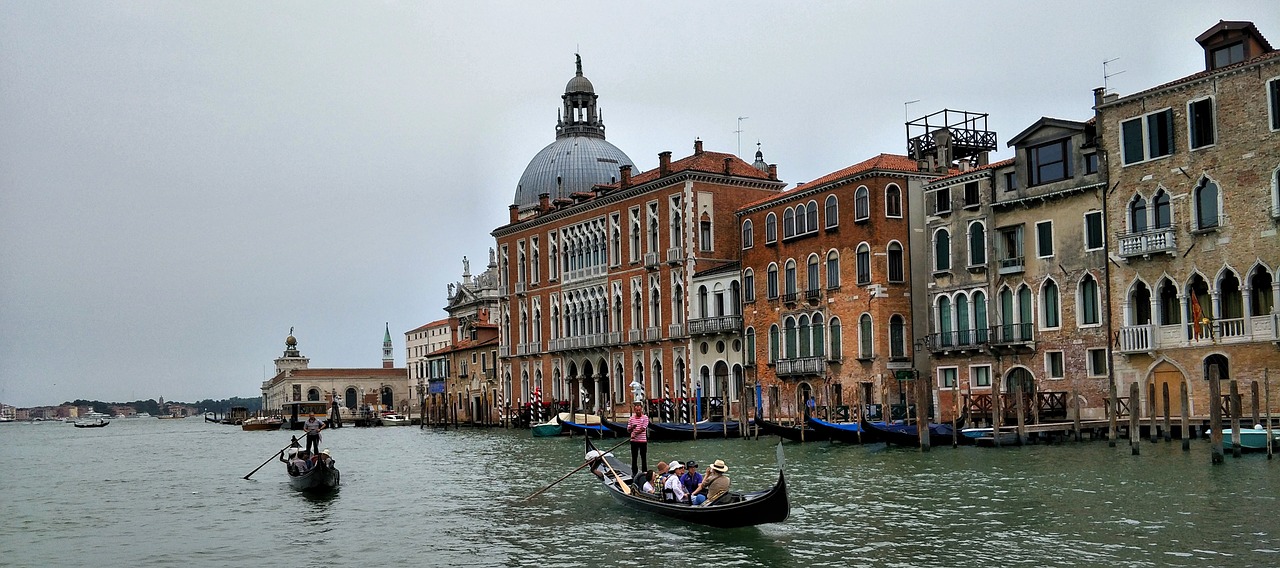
286, 335, 297, 347
514, 136, 634, 208
565, 74, 594, 93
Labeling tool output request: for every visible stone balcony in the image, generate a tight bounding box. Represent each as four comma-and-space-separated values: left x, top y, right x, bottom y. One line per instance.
1117, 227, 1176, 260
688, 315, 742, 335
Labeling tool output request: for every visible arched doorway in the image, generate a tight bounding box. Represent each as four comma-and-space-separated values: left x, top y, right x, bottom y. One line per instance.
1003, 367, 1035, 423
581, 360, 595, 411
381, 386, 393, 409
344, 387, 357, 409
1149, 360, 1186, 418
797, 381, 814, 420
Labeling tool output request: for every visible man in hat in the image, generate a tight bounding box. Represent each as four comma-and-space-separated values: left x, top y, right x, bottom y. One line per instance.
663, 462, 689, 503
692, 459, 731, 505
680, 459, 702, 495
303, 414, 325, 456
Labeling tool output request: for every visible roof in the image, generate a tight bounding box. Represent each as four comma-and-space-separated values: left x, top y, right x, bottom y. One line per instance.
406, 318, 450, 334
1107, 49, 1280, 106
606, 149, 775, 190
283, 368, 405, 377
693, 260, 741, 278
1195, 20, 1272, 50
1006, 117, 1089, 147
741, 153, 920, 209
928, 158, 1015, 184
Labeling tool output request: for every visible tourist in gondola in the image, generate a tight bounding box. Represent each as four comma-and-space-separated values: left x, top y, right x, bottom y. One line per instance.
664, 462, 689, 503
626, 403, 649, 476
287, 450, 311, 475
680, 459, 702, 495
691, 460, 730, 505
303, 414, 324, 455
636, 470, 656, 494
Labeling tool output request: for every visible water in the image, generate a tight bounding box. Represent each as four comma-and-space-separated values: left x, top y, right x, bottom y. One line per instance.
2, 419, 1278, 567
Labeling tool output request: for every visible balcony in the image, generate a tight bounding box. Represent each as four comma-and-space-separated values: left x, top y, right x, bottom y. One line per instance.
498, 345, 511, 357
1118, 227, 1176, 260
607, 331, 622, 345
644, 252, 660, 269
667, 323, 685, 337
645, 326, 661, 342
997, 256, 1024, 275
564, 264, 607, 283
1118, 324, 1154, 354
515, 280, 527, 295
805, 288, 822, 302
628, 329, 642, 343
688, 315, 743, 335
515, 342, 542, 356
989, 323, 1033, 347
497, 285, 509, 297
926, 330, 988, 352
775, 356, 827, 377
781, 291, 798, 304
1217, 317, 1246, 339
666, 247, 684, 264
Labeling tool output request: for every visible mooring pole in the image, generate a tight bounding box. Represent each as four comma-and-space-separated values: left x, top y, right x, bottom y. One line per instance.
1230, 380, 1242, 459
1162, 382, 1172, 442
1208, 364, 1223, 465
1129, 382, 1141, 456
1180, 381, 1190, 452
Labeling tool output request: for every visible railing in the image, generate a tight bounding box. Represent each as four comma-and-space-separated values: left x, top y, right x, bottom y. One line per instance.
805, 288, 822, 301
498, 345, 511, 357
688, 315, 743, 335
497, 285, 508, 297
927, 329, 988, 351
515, 280, 527, 295
607, 331, 622, 345
564, 264, 607, 283
667, 323, 685, 337
1118, 324, 1153, 353
998, 256, 1024, 275
645, 327, 661, 342
628, 329, 642, 343
1117, 227, 1176, 259
1218, 317, 1246, 338
665, 247, 683, 264
775, 356, 826, 377
781, 291, 798, 303
990, 323, 1033, 345
644, 252, 659, 268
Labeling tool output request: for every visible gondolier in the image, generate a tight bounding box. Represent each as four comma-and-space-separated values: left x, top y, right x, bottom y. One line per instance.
627, 403, 649, 477
303, 414, 325, 455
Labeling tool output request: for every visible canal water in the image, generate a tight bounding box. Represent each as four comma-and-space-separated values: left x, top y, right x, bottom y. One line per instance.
2, 418, 1277, 567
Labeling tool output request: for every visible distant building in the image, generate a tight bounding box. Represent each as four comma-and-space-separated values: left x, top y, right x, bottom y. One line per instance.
260, 329, 406, 416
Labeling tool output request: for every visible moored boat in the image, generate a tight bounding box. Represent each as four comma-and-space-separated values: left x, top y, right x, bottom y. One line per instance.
757, 419, 828, 442
380, 413, 411, 427
583, 437, 789, 528
807, 417, 874, 444
863, 421, 968, 447
531, 417, 563, 437
962, 427, 1019, 446
603, 419, 743, 441
242, 417, 285, 431
1219, 427, 1279, 450
559, 413, 614, 437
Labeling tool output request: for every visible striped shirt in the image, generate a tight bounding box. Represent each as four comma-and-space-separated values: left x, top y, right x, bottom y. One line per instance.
627, 414, 650, 443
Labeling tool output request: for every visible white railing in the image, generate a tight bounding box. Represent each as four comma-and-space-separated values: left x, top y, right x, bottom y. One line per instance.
1118, 324, 1153, 353
688, 315, 743, 335
607, 331, 622, 345
1217, 317, 1246, 338
644, 252, 660, 268
666, 247, 684, 264
645, 327, 661, 342
498, 345, 511, 357
497, 285, 508, 297
776, 357, 826, 377
667, 323, 685, 337
997, 256, 1024, 275
1118, 227, 1176, 259
515, 281, 527, 295
628, 329, 642, 343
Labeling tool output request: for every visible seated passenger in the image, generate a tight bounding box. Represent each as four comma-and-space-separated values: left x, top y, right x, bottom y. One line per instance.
680, 459, 702, 495
636, 470, 655, 494
289, 452, 311, 475
663, 462, 689, 503
692, 459, 730, 505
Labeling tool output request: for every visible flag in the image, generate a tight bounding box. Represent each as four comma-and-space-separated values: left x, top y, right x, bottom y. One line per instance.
1189, 292, 1204, 340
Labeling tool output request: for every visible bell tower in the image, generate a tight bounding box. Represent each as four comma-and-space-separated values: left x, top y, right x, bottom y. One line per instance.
382, 322, 394, 369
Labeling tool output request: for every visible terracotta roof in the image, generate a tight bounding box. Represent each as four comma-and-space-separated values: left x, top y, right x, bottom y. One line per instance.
406, 318, 450, 334
281, 368, 405, 378
1114, 49, 1280, 104
740, 154, 921, 209
602, 150, 774, 190
929, 158, 1015, 183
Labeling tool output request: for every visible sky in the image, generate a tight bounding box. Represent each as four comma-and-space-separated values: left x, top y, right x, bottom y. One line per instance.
3, 1, 1278, 408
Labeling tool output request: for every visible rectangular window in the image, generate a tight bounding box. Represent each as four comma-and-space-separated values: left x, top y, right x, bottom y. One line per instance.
997, 225, 1024, 270
1270, 78, 1280, 131
971, 365, 991, 388
1045, 351, 1064, 379
1088, 348, 1108, 377
1085, 152, 1098, 174
1035, 221, 1054, 258
938, 367, 957, 389
1004, 171, 1018, 192
1211, 42, 1244, 69
1084, 211, 1104, 251
1120, 109, 1174, 165
1029, 139, 1071, 185
963, 182, 980, 207
1188, 98, 1215, 149
933, 187, 952, 215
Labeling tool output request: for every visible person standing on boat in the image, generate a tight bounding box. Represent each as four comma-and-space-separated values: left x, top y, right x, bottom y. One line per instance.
303, 414, 325, 456
626, 403, 649, 477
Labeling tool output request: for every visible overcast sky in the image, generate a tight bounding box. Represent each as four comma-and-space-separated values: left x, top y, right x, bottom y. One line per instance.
2, 1, 1277, 408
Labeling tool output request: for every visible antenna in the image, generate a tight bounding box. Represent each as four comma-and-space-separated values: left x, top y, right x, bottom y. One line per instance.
735, 116, 749, 157
1103, 57, 1125, 94
904, 99, 921, 124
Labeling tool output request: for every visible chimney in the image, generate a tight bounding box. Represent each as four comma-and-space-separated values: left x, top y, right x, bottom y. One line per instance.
1093, 86, 1106, 108
768, 164, 778, 180
659, 151, 671, 175
619, 164, 632, 188
723, 157, 733, 175
538, 192, 550, 212
509, 204, 519, 224
1104, 92, 1119, 104
694, 139, 703, 155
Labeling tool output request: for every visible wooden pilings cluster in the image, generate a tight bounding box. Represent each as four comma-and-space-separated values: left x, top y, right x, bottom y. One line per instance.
1122, 365, 1274, 463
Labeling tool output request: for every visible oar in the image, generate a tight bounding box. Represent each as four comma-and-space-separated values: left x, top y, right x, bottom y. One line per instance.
522, 437, 630, 501
244, 437, 301, 480
599, 453, 632, 496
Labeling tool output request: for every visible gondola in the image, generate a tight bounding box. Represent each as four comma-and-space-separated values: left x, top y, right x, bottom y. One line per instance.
807, 416, 875, 444
583, 437, 788, 528
560, 417, 616, 438
285, 452, 341, 493
862, 421, 969, 447
603, 419, 743, 441
757, 418, 828, 442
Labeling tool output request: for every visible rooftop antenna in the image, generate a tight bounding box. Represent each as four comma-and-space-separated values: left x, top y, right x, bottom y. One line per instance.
904, 99, 921, 124
735, 116, 749, 157
1103, 57, 1125, 94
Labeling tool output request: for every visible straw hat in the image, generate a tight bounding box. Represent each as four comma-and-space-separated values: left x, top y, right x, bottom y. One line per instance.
710, 459, 728, 473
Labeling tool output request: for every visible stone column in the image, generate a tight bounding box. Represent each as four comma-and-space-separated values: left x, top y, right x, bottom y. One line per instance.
1243, 286, 1254, 336
1179, 294, 1190, 342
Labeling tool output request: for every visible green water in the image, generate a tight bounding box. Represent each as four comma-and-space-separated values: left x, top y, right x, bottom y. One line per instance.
1, 419, 1276, 567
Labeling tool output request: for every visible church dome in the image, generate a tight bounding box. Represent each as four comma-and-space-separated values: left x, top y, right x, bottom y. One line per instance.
512, 56, 634, 209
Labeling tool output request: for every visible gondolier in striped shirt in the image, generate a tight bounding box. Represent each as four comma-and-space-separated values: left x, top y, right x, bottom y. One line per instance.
627, 403, 649, 477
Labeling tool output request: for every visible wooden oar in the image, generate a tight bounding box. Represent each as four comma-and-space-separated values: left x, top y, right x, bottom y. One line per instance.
523, 437, 630, 501
244, 437, 302, 480
599, 453, 632, 496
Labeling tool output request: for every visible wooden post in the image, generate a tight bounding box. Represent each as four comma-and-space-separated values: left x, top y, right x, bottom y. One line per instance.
1208, 364, 1223, 464
993, 376, 1004, 448
918, 373, 931, 452
1129, 382, 1141, 455
1014, 379, 1026, 446
1161, 382, 1172, 442
1250, 380, 1260, 428
1072, 387, 1082, 443
1265, 369, 1273, 460
1147, 382, 1158, 443
1180, 381, 1190, 451
1108, 373, 1119, 447
1229, 380, 1242, 459
952, 382, 961, 448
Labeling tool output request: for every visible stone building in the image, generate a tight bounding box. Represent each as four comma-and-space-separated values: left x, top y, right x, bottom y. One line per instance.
260, 328, 406, 417
687, 260, 748, 422
1099, 20, 1280, 417
415, 253, 502, 424
739, 153, 937, 422
491, 60, 785, 421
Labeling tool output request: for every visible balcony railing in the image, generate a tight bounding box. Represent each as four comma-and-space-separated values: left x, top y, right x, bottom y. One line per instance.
997, 256, 1024, 275
665, 247, 684, 264
776, 356, 827, 377
608, 331, 622, 345
644, 252, 660, 268
688, 315, 742, 335
514, 280, 527, 295
926, 329, 988, 352
498, 345, 511, 357
667, 323, 685, 337
497, 285, 509, 297
781, 291, 798, 304
1118, 324, 1153, 353
1118, 227, 1176, 259
628, 329, 642, 343
563, 264, 607, 283
1218, 317, 1246, 338
805, 288, 822, 301
645, 326, 661, 342
990, 323, 1033, 345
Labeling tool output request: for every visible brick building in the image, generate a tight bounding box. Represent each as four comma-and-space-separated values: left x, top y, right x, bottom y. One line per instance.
739, 153, 938, 422
1099, 21, 1280, 418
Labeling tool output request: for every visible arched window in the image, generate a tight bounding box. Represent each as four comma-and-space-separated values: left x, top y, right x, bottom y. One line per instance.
826, 250, 841, 289
697, 285, 709, 319
743, 269, 756, 303
1204, 353, 1230, 381
783, 208, 795, 238
934, 229, 951, 271
307, 388, 320, 401
1042, 279, 1061, 328
1194, 177, 1220, 230
829, 317, 843, 359
699, 213, 712, 252
1079, 274, 1100, 325
956, 293, 971, 344
768, 324, 780, 363
1153, 189, 1172, 229
1129, 194, 1148, 232
1158, 278, 1181, 325
887, 241, 904, 283
767, 263, 778, 299
890, 314, 906, 358
1250, 266, 1274, 317
968, 222, 986, 266
856, 243, 871, 284
741, 219, 754, 249
1018, 285, 1034, 339
1129, 281, 1152, 325
858, 313, 873, 358
798, 314, 812, 357
785, 259, 797, 295
885, 184, 902, 217
730, 281, 741, 315
974, 290, 989, 342
1219, 270, 1243, 333
938, 295, 953, 346
854, 186, 870, 221
794, 203, 807, 234
824, 194, 839, 229
765, 213, 777, 243
807, 255, 820, 292
784, 317, 797, 359
806, 200, 818, 232
745, 327, 757, 365
813, 313, 825, 357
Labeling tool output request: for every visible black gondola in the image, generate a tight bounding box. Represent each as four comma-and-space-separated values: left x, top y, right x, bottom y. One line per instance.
283, 451, 341, 493
807, 416, 876, 444
756, 419, 828, 442
603, 420, 744, 441
583, 437, 789, 528
862, 421, 970, 447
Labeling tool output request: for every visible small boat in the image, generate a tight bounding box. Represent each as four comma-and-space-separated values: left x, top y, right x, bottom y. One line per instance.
863, 421, 968, 447
285, 451, 340, 493
603, 419, 743, 441
582, 437, 789, 528
807, 417, 874, 444
242, 417, 286, 431
73, 419, 110, 428
1219, 427, 1279, 450
961, 427, 1019, 446
560, 414, 616, 438
380, 413, 411, 427
757, 419, 829, 442
531, 417, 563, 437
